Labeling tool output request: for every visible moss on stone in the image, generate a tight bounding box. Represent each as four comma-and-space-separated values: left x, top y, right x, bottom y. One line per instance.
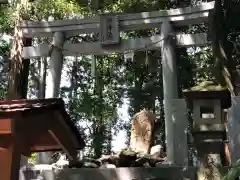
183, 81, 227, 92
120, 149, 137, 156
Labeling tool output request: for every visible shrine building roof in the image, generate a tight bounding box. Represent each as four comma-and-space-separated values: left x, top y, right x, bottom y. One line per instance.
0, 98, 85, 152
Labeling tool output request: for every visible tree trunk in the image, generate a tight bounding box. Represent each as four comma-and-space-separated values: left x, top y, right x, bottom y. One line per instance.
92, 123, 105, 158
92, 57, 105, 158
69, 56, 77, 113
106, 126, 112, 154
38, 57, 47, 99
7, 0, 32, 173
7, 0, 32, 99
7, 37, 31, 99
209, 0, 235, 95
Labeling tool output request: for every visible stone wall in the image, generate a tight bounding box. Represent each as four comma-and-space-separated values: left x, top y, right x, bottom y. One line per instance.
20, 166, 197, 180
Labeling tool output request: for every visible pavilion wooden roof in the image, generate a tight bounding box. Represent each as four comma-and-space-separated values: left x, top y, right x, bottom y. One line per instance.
0, 98, 85, 153
0, 98, 87, 180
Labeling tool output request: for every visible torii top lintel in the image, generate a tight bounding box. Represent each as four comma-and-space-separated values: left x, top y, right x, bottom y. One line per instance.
19, 1, 214, 38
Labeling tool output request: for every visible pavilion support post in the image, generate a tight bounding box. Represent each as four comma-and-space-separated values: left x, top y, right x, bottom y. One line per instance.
0, 139, 22, 180
38, 32, 65, 164
161, 20, 179, 164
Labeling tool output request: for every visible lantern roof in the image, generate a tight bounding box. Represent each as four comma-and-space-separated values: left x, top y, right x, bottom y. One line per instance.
183, 81, 231, 109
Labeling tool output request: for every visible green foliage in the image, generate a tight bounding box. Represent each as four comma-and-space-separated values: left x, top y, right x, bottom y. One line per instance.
28, 153, 38, 164
222, 160, 240, 180
62, 54, 125, 157
29, 0, 82, 20
0, 5, 15, 33
0, 38, 11, 56
0, 38, 10, 99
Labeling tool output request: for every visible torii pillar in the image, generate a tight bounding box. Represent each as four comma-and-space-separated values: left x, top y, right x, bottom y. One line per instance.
38, 32, 65, 164
48, 32, 65, 98
161, 20, 179, 164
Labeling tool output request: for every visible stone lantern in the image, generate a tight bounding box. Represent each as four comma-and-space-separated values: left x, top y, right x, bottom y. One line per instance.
183, 81, 231, 167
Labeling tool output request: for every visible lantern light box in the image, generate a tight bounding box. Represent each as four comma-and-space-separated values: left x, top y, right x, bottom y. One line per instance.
183, 81, 231, 128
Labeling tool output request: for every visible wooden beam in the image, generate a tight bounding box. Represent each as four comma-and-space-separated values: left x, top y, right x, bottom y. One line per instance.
22, 33, 209, 58
0, 119, 12, 134
19, 2, 214, 37
53, 112, 79, 148
14, 113, 54, 139
0, 139, 22, 180
31, 145, 62, 151
0, 134, 12, 149
48, 111, 79, 161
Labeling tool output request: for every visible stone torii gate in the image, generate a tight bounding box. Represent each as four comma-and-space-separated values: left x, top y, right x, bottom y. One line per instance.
19, 1, 214, 165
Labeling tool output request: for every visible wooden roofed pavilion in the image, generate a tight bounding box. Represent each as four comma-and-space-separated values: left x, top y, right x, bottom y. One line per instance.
0, 98, 85, 180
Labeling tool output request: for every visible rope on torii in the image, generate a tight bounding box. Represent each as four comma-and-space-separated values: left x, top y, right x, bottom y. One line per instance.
47, 32, 176, 57
46, 32, 175, 77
